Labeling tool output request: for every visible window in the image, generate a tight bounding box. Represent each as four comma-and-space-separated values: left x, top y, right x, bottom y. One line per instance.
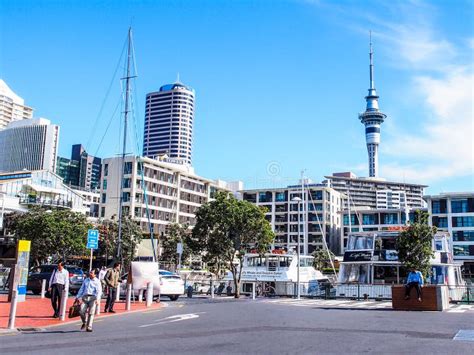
431, 199, 447, 214
102, 179, 107, 190
275, 192, 286, 202
100, 207, 105, 218
362, 214, 377, 225
123, 178, 131, 188
451, 199, 468, 213
453, 231, 474, 242
433, 217, 448, 228
124, 162, 133, 174
104, 164, 109, 177
123, 192, 130, 202
101, 193, 106, 203
453, 245, 474, 257
381, 213, 399, 225
452, 216, 474, 227
343, 214, 359, 226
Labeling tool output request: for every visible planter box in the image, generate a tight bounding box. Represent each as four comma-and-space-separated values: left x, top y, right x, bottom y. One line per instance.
392, 285, 449, 311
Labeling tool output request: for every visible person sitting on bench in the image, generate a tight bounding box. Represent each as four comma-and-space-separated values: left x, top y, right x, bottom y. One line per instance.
404, 268, 424, 302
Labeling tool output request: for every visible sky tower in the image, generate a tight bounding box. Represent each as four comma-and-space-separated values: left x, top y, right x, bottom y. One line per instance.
359, 33, 386, 178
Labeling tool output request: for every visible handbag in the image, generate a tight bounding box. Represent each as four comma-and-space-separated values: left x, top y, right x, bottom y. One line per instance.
68, 300, 81, 318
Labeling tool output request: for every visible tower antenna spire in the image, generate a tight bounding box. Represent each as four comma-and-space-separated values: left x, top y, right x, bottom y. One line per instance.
369, 30, 374, 90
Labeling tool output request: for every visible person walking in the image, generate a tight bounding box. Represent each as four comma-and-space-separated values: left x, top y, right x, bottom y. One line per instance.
48, 261, 69, 318
76, 268, 102, 332
104, 262, 121, 313
404, 267, 424, 302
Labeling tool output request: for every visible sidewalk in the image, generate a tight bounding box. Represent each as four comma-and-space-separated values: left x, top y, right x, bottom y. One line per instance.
0, 294, 163, 330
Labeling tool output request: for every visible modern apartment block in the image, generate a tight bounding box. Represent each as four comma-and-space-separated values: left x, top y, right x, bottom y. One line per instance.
99, 156, 232, 235
143, 82, 195, 166
376, 190, 407, 209
57, 144, 102, 191
424, 192, 474, 278
242, 184, 344, 255
0, 79, 33, 130
340, 207, 425, 254
323, 172, 426, 210
0, 118, 59, 173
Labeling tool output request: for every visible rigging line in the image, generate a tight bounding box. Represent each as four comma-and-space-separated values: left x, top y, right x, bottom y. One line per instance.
86, 35, 128, 151
93, 97, 122, 158
306, 182, 338, 280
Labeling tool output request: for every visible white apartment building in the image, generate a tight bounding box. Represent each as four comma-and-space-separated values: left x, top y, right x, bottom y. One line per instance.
376, 190, 407, 209
324, 172, 426, 210
424, 192, 474, 278
99, 156, 232, 235
242, 184, 344, 255
72, 188, 100, 219
0, 79, 33, 130
143, 82, 195, 166
0, 118, 59, 173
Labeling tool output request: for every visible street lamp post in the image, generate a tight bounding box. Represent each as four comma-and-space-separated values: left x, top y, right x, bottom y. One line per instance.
291, 196, 302, 300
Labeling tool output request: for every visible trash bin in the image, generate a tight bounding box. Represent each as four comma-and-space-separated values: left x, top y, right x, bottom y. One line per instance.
226, 285, 232, 296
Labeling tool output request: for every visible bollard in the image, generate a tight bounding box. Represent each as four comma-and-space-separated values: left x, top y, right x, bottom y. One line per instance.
40, 279, 47, 299
210, 279, 214, 299
96, 297, 101, 315
146, 282, 153, 307
252, 282, 256, 300
8, 289, 18, 329
60, 283, 69, 321
126, 284, 132, 311
116, 285, 121, 302
138, 289, 144, 303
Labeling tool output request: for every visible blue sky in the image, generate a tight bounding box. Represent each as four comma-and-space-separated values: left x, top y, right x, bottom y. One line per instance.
1, 0, 472, 194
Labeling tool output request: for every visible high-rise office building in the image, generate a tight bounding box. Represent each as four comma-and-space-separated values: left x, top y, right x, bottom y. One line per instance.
143, 82, 195, 166
358, 38, 386, 178
0, 79, 33, 130
56, 144, 102, 191
0, 118, 59, 173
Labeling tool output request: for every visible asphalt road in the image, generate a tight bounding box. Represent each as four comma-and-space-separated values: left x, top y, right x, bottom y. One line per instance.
1, 297, 473, 354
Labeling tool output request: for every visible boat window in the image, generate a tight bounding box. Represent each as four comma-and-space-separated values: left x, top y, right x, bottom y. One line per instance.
346, 235, 374, 250
268, 257, 279, 271
299, 258, 313, 267
279, 257, 291, 267
338, 264, 370, 283
246, 257, 264, 267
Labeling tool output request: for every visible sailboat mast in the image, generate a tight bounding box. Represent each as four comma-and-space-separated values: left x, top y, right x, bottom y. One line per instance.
117, 27, 133, 259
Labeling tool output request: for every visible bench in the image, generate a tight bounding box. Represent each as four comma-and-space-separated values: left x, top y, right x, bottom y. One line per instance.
391, 285, 449, 311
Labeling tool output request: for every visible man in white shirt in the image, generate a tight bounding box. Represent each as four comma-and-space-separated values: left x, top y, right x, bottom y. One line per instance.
76, 268, 102, 332
48, 261, 69, 318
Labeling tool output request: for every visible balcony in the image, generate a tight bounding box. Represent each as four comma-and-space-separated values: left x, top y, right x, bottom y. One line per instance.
19, 197, 73, 209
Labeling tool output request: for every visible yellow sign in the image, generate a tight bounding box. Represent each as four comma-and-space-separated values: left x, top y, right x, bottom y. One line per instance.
18, 240, 31, 252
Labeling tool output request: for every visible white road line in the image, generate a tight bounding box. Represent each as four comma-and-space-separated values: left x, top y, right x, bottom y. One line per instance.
139, 312, 205, 328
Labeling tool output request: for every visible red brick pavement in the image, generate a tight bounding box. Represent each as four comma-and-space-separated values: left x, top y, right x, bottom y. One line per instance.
0, 294, 162, 329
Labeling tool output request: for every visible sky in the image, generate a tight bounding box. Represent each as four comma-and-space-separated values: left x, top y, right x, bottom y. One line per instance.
0, 0, 473, 194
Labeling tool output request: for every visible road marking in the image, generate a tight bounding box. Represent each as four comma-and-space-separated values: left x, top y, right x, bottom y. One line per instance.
453, 330, 474, 342
139, 312, 205, 328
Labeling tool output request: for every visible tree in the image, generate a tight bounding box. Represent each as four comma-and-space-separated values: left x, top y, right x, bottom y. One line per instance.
96, 216, 143, 271
9, 207, 92, 265
160, 223, 191, 268
395, 210, 436, 277
190, 192, 275, 298
312, 248, 336, 271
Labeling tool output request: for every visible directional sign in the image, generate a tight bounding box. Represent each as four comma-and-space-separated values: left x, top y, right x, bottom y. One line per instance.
87, 229, 99, 249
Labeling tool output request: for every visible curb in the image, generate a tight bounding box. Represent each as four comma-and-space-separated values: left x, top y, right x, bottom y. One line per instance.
1, 301, 166, 332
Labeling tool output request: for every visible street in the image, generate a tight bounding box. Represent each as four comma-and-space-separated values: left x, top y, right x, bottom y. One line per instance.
1, 297, 473, 354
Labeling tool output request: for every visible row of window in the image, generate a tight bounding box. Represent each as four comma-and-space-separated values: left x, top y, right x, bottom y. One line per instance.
432, 198, 474, 213
433, 216, 474, 228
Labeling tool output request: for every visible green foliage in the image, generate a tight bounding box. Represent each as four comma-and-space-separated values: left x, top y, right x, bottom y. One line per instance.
96, 216, 143, 271
160, 223, 191, 266
189, 192, 275, 298
9, 207, 92, 265
396, 210, 436, 277
312, 248, 336, 270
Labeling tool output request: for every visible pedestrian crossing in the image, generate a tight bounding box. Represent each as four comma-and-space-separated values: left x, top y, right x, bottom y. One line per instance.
263, 298, 474, 313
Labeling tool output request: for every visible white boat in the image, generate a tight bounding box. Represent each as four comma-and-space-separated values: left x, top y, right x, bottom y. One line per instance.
225, 252, 329, 297
337, 231, 466, 300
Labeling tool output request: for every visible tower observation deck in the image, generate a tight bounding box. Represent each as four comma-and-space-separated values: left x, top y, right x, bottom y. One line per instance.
359, 34, 386, 178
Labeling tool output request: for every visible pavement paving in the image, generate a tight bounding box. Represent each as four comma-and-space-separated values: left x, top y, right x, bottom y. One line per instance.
1, 296, 473, 354
0, 294, 163, 330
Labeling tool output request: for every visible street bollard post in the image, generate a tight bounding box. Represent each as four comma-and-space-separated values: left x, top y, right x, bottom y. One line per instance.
96, 296, 101, 315
210, 278, 214, 299
252, 282, 256, 300
126, 283, 132, 311
146, 282, 153, 307
59, 282, 69, 321
8, 289, 18, 329
40, 279, 47, 299
138, 289, 144, 302
116, 285, 121, 302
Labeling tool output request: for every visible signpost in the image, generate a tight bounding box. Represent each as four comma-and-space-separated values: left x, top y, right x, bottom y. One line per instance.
87, 229, 99, 271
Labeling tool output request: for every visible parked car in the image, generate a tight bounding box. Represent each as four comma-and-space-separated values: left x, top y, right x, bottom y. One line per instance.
27, 264, 85, 295
119, 269, 184, 301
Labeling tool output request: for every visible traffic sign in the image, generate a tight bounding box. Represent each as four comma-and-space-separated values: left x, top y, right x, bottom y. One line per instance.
87, 229, 99, 249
